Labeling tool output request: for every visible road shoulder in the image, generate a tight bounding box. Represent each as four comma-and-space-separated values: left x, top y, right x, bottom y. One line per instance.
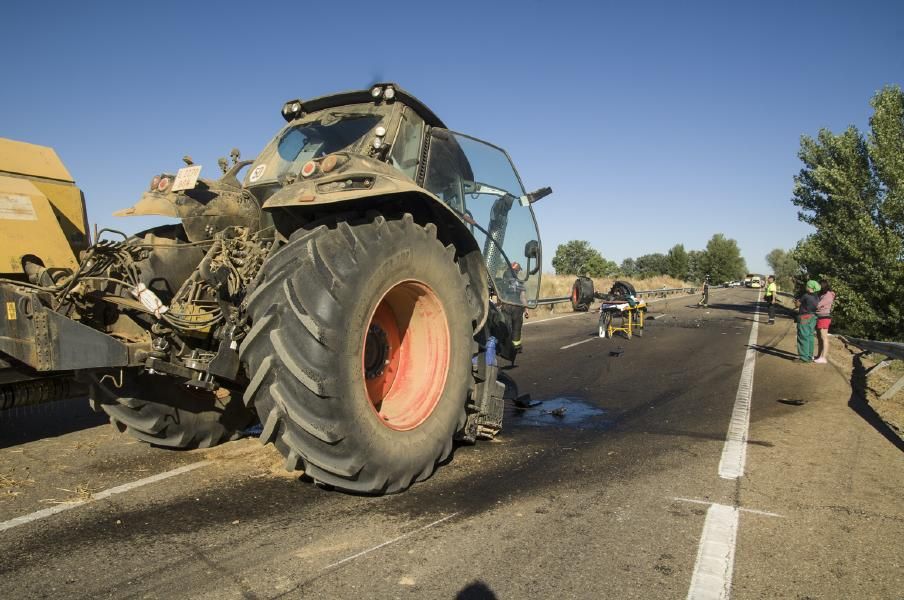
735, 319, 904, 598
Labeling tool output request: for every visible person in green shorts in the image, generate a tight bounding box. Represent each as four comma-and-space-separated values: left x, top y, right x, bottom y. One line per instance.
795, 280, 820, 362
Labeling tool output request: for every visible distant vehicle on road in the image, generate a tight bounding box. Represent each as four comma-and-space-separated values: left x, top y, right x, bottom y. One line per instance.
745, 274, 762, 288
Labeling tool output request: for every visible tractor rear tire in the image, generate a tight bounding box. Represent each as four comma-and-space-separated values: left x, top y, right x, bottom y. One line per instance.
572, 276, 594, 311
610, 280, 636, 298
87, 371, 255, 449
240, 214, 473, 494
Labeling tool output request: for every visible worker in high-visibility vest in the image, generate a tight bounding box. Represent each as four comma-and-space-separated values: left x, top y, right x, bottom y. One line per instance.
764, 275, 778, 324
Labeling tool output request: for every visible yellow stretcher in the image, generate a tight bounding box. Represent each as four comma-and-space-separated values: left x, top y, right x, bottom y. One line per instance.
598, 300, 647, 339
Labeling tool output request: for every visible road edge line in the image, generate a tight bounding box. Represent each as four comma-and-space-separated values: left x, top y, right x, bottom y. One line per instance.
717, 291, 761, 479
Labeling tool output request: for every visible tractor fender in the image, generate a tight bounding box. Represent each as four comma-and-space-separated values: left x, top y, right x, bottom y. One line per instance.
263, 178, 490, 331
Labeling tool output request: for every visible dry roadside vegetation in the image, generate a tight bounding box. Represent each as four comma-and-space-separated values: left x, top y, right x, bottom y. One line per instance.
529, 274, 694, 315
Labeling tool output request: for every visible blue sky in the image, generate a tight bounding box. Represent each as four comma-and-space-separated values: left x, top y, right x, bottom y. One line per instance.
2, 0, 902, 275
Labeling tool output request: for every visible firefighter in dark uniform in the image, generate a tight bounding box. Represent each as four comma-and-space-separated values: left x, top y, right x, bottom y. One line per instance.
697, 275, 710, 308
501, 262, 529, 354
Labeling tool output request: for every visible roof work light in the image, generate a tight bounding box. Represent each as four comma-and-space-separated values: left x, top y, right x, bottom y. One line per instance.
281, 100, 304, 122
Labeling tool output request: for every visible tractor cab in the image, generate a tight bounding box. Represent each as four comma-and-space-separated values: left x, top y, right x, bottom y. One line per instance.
245, 83, 545, 307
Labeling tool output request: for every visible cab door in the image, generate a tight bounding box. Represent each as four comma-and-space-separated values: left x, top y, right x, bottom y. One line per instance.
422, 129, 541, 307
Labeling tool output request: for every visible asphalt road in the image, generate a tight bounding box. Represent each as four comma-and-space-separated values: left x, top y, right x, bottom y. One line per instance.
0, 288, 901, 599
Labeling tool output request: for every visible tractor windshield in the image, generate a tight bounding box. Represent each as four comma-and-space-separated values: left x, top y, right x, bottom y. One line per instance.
424, 130, 541, 307
245, 107, 383, 186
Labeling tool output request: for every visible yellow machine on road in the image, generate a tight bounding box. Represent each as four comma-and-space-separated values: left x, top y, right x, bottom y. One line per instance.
0, 138, 90, 275
0, 137, 91, 408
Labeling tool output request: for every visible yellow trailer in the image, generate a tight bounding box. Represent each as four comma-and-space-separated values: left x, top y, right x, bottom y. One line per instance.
0, 137, 90, 277
0, 138, 90, 408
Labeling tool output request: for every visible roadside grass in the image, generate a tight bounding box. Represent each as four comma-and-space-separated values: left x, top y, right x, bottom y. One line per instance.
531, 274, 693, 315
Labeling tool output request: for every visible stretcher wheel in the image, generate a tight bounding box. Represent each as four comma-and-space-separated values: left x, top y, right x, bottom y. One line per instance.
598, 312, 612, 338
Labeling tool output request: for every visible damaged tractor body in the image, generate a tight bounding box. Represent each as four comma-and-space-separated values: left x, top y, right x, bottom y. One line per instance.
0, 84, 548, 492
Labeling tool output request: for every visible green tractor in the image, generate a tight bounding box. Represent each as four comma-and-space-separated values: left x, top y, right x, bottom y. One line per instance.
0, 84, 549, 493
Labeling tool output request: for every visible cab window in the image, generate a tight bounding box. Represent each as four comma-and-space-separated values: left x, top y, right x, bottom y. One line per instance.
388, 108, 424, 180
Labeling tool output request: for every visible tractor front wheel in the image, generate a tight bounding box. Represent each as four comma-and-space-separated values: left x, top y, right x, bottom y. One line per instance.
240, 214, 473, 494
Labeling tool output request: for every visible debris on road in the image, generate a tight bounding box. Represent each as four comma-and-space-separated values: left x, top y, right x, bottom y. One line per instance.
778, 398, 807, 406
513, 394, 541, 408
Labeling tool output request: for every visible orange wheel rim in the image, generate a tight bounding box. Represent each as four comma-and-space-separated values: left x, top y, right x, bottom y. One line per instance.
362, 280, 450, 431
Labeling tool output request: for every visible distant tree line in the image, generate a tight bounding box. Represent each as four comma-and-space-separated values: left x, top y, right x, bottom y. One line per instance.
765, 248, 800, 292
785, 85, 904, 340
552, 234, 747, 284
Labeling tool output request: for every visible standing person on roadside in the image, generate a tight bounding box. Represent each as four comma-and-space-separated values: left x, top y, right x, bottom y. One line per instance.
697, 275, 710, 307
764, 275, 778, 324
795, 280, 820, 363
814, 279, 836, 364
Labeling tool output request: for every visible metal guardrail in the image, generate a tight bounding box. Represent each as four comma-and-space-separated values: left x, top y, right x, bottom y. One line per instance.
534, 296, 571, 306
838, 336, 904, 361
837, 336, 904, 401
634, 286, 698, 299
534, 286, 698, 307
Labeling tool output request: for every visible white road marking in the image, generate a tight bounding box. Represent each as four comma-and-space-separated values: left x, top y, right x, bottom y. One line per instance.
737, 506, 783, 518
718, 291, 761, 480
524, 312, 585, 327
0, 461, 210, 533
672, 497, 782, 518
560, 338, 594, 350
686, 503, 739, 600
322, 513, 459, 570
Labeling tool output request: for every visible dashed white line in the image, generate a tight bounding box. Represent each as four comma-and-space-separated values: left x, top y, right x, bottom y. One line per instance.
560, 338, 595, 350
684, 291, 766, 599
718, 291, 761, 480
321, 512, 459, 570
0, 461, 210, 533
686, 503, 739, 600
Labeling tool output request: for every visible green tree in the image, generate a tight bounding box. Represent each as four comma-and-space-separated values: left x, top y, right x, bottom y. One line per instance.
700, 234, 747, 283
765, 248, 800, 291
552, 240, 617, 277
791, 85, 904, 339
635, 253, 669, 278
666, 244, 689, 280
686, 250, 705, 283
620, 257, 638, 277
585, 253, 620, 277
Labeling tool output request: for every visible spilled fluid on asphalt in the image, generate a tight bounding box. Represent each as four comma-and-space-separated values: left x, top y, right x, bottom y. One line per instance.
507, 396, 613, 430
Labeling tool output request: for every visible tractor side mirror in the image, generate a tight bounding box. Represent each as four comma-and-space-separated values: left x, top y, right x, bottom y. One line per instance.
524, 240, 540, 276
523, 186, 552, 205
